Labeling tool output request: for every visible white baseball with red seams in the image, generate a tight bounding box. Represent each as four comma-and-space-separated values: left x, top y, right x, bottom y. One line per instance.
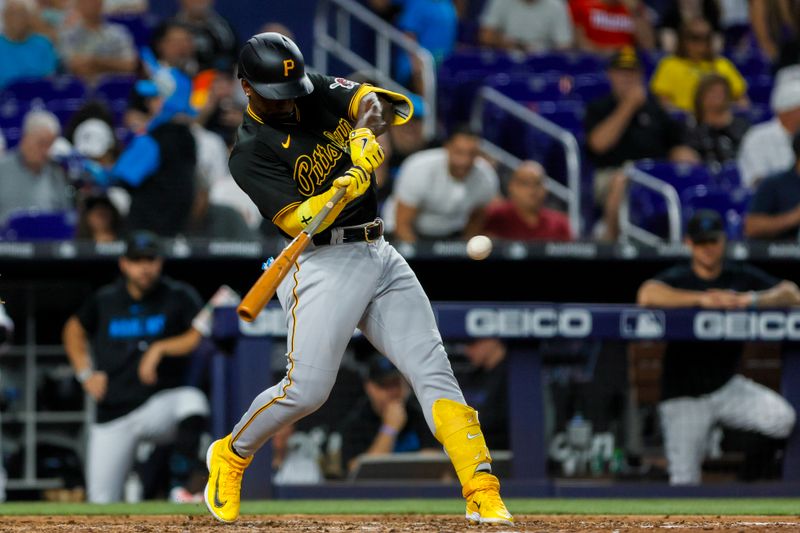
467, 235, 492, 260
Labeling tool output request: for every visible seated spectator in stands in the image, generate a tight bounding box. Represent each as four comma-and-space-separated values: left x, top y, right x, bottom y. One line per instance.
657, 0, 721, 53
0, 0, 58, 89
172, 0, 237, 71
458, 338, 509, 450
637, 209, 798, 485
685, 74, 751, 170
569, 0, 654, 54
479, 0, 574, 53
338, 356, 438, 474
650, 18, 748, 114
63, 231, 209, 503
150, 20, 198, 76
744, 130, 800, 241
92, 70, 197, 237
76, 191, 123, 242
383, 125, 500, 242
0, 110, 71, 225
738, 65, 800, 190
59, 0, 138, 82
393, 0, 457, 94
483, 160, 573, 241
260, 21, 294, 39
585, 47, 699, 241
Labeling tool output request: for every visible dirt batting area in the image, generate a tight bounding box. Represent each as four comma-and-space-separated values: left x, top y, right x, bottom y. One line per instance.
3, 514, 800, 532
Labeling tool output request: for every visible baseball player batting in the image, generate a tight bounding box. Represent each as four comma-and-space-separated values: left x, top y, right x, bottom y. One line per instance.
204, 33, 513, 526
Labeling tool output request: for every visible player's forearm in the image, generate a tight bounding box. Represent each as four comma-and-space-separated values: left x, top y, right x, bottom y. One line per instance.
637, 281, 703, 307
755, 281, 800, 307
62, 316, 93, 372
354, 92, 391, 136
363, 431, 397, 457
153, 328, 203, 357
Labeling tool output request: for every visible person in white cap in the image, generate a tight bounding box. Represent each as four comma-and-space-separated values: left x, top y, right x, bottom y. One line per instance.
738, 65, 800, 190
73, 118, 116, 165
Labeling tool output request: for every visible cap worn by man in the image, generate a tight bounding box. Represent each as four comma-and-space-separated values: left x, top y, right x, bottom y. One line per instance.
686, 209, 724, 242
125, 230, 162, 259
74, 119, 115, 158
366, 356, 402, 385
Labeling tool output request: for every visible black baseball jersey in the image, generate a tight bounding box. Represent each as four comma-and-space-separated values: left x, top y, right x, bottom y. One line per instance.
76, 276, 202, 423
652, 262, 780, 401
229, 73, 376, 238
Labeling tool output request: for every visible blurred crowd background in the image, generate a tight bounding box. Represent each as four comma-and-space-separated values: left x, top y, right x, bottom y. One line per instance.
4, 0, 800, 245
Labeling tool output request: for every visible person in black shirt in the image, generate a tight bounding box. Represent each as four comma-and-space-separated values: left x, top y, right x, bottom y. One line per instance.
339, 356, 438, 474
63, 231, 209, 503
459, 339, 509, 450
745, 130, 800, 241
585, 46, 699, 241
637, 209, 798, 485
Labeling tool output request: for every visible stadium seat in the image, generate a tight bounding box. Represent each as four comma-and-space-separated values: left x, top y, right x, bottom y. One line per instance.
681, 185, 752, 240
2, 210, 78, 241
747, 75, 774, 106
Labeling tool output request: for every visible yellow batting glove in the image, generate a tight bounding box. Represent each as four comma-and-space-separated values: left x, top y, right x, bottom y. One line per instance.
333, 166, 371, 203
349, 128, 385, 173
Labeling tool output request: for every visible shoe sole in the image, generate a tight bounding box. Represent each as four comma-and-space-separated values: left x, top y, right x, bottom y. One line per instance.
465, 512, 515, 526
204, 440, 234, 524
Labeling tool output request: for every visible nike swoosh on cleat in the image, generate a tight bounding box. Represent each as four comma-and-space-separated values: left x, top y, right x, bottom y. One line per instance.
466, 432, 481, 439
213, 468, 227, 508
281, 134, 291, 149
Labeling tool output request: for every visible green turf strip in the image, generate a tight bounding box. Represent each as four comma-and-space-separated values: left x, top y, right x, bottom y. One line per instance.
0, 499, 799, 516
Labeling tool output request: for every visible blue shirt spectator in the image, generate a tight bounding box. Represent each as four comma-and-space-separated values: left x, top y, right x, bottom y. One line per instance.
0, 0, 58, 89
393, 0, 456, 91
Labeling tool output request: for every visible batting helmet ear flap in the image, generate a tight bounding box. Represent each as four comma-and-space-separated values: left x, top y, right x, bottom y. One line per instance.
238, 32, 314, 100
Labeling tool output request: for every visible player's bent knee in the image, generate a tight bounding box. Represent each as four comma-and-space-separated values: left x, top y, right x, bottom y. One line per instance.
172, 386, 210, 420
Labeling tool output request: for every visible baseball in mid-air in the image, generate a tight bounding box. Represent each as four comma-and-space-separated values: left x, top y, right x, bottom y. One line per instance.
466, 235, 493, 260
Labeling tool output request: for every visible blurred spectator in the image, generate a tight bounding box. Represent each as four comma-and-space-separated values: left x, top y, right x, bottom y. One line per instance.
483, 160, 573, 241
383, 125, 500, 242
103, 0, 148, 14
259, 21, 294, 39
657, 0, 721, 53
0, 128, 6, 155
650, 18, 748, 113
62, 231, 209, 502
684, 74, 751, 169
569, 0, 655, 54
479, 0, 574, 53
393, 0, 457, 94
585, 47, 698, 241
76, 191, 123, 242
0, 0, 58, 90
638, 209, 798, 485
98, 74, 197, 236
337, 356, 438, 474
59, 0, 138, 82
64, 100, 117, 147
150, 20, 198, 75
458, 338, 509, 450
73, 117, 117, 168
194, 68, 244, 147
0, 110, 71, 225
738, 65, 800, 189
172, 0, 237, 71
744, 130, 800, 240
750, 0, 798, 62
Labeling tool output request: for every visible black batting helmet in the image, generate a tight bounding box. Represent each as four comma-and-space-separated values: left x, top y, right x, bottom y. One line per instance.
237, 32, 313, 100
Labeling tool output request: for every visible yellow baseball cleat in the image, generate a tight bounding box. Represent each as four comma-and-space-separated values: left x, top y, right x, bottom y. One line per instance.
204, 435, 253, 523
462, 473, 514, 526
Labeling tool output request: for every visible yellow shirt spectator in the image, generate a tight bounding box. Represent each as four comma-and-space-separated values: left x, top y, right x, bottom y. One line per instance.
650, 55, 747, 113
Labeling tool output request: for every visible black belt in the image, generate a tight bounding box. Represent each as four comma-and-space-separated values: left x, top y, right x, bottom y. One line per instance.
312, 219, 383, 246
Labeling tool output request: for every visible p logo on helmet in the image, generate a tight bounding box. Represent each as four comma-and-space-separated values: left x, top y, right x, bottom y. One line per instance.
283, 59, 295, 77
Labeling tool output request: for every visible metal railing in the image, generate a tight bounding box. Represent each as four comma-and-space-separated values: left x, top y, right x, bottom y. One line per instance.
313, 0, 437, 140
619, 163, 683, 245
469, 87, 582, 237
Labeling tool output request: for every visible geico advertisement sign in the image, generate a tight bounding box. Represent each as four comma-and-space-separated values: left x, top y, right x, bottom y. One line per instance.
465, 308, 592, 338
694, 311, 800, 340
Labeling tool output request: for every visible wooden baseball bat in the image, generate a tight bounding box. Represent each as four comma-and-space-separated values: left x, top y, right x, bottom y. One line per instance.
237, 187, 347, 322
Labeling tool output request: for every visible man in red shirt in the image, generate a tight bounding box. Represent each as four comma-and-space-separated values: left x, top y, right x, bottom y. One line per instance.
569, 0, 654, 54
483, 161, 572, 241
